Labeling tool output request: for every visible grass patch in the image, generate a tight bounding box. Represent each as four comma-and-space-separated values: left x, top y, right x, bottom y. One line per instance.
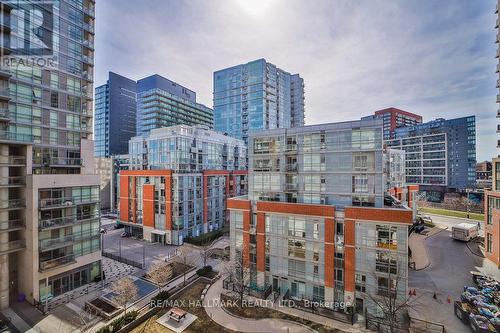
222, 296, 344, 333
420, 207, 484, 221
131, 281, 233, 333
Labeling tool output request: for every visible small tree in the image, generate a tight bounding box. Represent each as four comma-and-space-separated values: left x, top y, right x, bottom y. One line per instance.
176, 248, 195, 286
223, 249, 249, 306
366, 262, 420, 333
111, 277, 138, 314
147, 262, 173, 291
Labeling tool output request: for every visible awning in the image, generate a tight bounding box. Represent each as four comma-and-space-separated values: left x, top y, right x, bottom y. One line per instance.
152, 229, 167, 235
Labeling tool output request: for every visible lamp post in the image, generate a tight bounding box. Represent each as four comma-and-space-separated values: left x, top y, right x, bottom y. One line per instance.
100, 228, 106, 287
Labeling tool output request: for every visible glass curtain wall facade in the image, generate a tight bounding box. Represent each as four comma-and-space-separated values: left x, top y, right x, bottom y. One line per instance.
136, 74, 213, 136
213, 59, 305, 144
94, 72, 136, 157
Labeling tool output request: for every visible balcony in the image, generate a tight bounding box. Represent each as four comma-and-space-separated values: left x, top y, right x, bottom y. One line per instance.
0, 68, 11, 79
0, 219, 24, 233
39, 254, 76, 272
82, 71, 93, 82
0, 88, 10, 101
0, 2, 13, 12
0, 199, 25, 210
376, 241, 398, 250
83, 6, 95, 18
498, 124, 500, 133
83, 22, 94, 34
0, 108, 9, 121
0, 131, 32, 143
39, 235, 75, 250
0, 240, 24, 254
0, 155, 25, 166
39, 196, 99, 209
33, 157, 82, 167
0, 176, 25, 187
0, 45, 11, 55
285, 163, 298, 172
285, 144, 297, 152
83, 39, 94, 50
39, 215, 98, 230
82, 55, 94, 65
284, 183, 298, 191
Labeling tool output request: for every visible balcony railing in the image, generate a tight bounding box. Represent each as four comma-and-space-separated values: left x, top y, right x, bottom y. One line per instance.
0, 108, 9, 120
284, 183, 298, 191
82, 55, 94, 65
0, 240, 25, 254
0, 219, 24, 231
0, 176, 25, 187
83, 23, 94, 34
0, 199, 25, 210
0, 88, 10, 99
376, 241, 398, 250
33, 157, 82, 167
39, 235, 75, 249
39, 196, 99, 209
83, 39, 94, 49
83, 6, 95, 17
285, 163, 298, 172
0, 155, 25, 165
0, 132, 33, 143
39, 215, 99, 230
39, 254, 76, 271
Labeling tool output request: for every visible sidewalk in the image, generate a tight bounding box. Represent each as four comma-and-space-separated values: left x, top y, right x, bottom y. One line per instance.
204, 279, 317, 333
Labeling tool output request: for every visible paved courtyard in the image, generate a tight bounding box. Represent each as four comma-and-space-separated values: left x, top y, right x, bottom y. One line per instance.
103, 228, 178, 269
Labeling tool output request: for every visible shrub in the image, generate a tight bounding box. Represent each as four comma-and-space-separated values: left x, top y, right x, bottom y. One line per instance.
184, 230, 223, 246
152, 290, 169, 302
196, 265, 213, 277
99, 311, 138, 333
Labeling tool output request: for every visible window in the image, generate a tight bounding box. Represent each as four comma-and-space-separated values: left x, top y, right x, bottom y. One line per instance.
376, 225, 398, 250
355, 273, 366, 292
375, 251, 398, 274
487, 233, 493, 253
377, 276, 396, 297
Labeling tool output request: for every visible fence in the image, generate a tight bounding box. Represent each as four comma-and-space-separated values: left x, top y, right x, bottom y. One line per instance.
103, 251, 144, 269
365, 314, 446, 333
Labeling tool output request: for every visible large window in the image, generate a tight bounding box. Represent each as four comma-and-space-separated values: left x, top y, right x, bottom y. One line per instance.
376, 225, 398, 250
375, 251, 398, 274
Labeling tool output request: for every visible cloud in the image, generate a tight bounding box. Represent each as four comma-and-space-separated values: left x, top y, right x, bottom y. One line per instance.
94, 0, 498, 161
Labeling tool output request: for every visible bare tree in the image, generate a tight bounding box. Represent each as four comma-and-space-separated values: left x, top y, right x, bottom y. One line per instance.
111, 276, 139, 314
366, 262, 421, 333
175, 248, 196, 286
223, 250, 249, 306
146, 262, 173, 291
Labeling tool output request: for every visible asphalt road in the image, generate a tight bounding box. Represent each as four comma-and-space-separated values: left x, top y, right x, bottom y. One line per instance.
409, 229, 483, 298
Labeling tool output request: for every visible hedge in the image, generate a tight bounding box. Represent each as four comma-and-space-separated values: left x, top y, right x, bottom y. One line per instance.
184, 230, 223, 246
96, 310, 138, 333
196, 265, 213, 277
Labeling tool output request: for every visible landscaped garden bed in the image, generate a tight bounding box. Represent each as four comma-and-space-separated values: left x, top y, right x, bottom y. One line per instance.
131, 280, 234, 333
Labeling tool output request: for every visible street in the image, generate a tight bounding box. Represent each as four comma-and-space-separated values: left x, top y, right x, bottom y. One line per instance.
409, 223, 484, 332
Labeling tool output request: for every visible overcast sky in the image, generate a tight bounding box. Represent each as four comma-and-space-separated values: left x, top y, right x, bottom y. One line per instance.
94, 0, 497, 161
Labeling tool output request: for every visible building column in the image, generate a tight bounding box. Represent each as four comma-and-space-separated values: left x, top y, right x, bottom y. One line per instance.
256, 212, 266, 289
0, 144, 9, 309
324, 217, 335, 307
344, 219, 356, 307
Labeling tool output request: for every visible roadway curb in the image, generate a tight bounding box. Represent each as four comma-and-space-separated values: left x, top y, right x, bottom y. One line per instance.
424, 212, 483, 222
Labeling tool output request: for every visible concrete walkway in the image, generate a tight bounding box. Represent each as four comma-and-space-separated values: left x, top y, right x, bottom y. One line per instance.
203, 279, 317, 333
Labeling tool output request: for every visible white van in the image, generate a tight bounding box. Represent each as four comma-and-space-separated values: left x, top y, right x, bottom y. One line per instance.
452, 223, 479, 242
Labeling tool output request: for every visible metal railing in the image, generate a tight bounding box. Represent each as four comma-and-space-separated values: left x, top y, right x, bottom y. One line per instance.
33, 157, 83, 166
39, 235, 75, 249
39, 254, 76, 271
0, 132, 33, 142
39, 196, 99, 208
0, 88, 10, 98
0, 199, 25, 209
0, 176, 25, 186
0, 155, 26, 165
83, 23, 94, 33
39, 215, 98, 229
0, 108, 9, 119
0, 219, 24, 231
83, 6, 95, 17
0, 240, 25, 254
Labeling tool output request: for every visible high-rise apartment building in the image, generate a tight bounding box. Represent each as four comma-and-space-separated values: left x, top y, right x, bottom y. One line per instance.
386, 116, 476, 197
94, 72, 136, 157
136, 74, 213, 136
227, 119, 413, 316
483, 2, 500, 276
213, 59, 305, 144
368, 108, 422, 140
119, 125, 247, 245
0, 0, 101, 309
